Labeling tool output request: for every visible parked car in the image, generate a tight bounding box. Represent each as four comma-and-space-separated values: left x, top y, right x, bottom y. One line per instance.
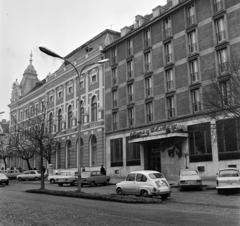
178, 169, 202, 191
216, 168, 240, 194
81, 171, 111, 187
0, 173, 9, 185
55, 170, 78, 186
116, 170, 171, 200
0, 170, 21, 179
17, 170, 41, 181
48, 172, 62, 184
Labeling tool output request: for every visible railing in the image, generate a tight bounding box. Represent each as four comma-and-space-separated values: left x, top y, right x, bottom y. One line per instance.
193, 102, 202, 112
187, 15, 195, 26
219, 62, 228, 73
166, 54, 172, 64
167, 80, 174, 91
145, 38, 151, 47
112, 56, 116, 64
112, 77, 117, 85
147, 114, 153, 123
113, 100, 118, 108
128, 71, 132, 79
216, 31, 226, 42
145, 63, 151, 72
189, 43, 197, 54
129, 94, 133, 103
191, 72, 199, 83
146, 88, 152, 97
164, 28, 172, 38
128, 48, 133, 56
168, 108, 175, 118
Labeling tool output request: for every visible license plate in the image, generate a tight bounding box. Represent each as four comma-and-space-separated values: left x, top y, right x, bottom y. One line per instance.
188, 181, 194, 185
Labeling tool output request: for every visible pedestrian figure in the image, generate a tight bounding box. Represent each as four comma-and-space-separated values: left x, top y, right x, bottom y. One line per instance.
42, 166, 46, 174
100, 165, 106, 175
82, 167, 85, 172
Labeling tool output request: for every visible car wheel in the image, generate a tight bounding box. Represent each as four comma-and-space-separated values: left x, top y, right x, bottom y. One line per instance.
6, 181, 9, 185
70, 181, 75, 186
105, 179, 110, 186
141, 190, 149, 198
90, 181, 95, 187
116, 188, 123, 196
161, 194, 169, 200
58, 183, 63, 186
18, 177, 22, 181
217, 189, 222, 194
50, 179, 55, 184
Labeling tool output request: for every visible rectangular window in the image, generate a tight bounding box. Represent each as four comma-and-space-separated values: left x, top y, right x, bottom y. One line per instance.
128, 84, 133, 103
144, 52, 151, 72
220, 80, 231, 105
191, 89, 201, 112
218, 49, 228, 73
144, 29, 151, 47
110, 138, 123, 167
188, 31, 197, 54
214, 0, 224, 13
112, 90, 117, 108
164, 17, 171, 38
145, 77, 152, 97
189, 60, 199, 83
112, 68, 117, 85
167, 96, 175, 118
187, 4, 195, 26
58, 91, 62, 98
112, 47, 117, 64
166, 69, 174, 91
146, 102, 153, 123
128, 108, 134, 127
165, 43, 172, 64
127, 38, 133, 56
216, 18, 226, 43
112, 112, 118, 131
127, 60, 133, 79
126, 137, 140, 166
49, 96, 53, 103
217, 118, 240, 159
80, 81, 84, 89
188, 123, 212, 162
91, 75, 97, 84
68, 86, 73, 94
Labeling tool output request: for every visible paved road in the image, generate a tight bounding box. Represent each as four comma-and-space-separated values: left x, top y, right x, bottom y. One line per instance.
0, 181, 240, 226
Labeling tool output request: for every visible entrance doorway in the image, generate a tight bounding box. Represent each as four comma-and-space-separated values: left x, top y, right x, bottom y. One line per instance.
147, 142, 161, 172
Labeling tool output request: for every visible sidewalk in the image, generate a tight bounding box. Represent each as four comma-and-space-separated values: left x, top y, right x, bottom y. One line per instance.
110, 176, 216, 189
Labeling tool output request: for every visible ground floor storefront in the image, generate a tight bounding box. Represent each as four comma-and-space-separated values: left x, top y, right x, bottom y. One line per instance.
106, 117, 240, 178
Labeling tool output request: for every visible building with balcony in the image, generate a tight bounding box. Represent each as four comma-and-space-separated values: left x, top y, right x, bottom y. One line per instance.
103, 0, 240, 178
8, 29, 119, 172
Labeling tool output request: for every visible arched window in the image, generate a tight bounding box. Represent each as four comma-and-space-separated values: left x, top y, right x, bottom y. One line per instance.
66, 140, 71, 168
80, 101, 84, 124
68, 105, 72, 128
56, 142, 61, 169
91, 96, 97, 122
58, 109, 62, 131
49, 112, 53, 133
90, 135, 97, 166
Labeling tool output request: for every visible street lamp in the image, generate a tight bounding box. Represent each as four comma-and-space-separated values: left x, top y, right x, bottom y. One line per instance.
39, 46, 109, 192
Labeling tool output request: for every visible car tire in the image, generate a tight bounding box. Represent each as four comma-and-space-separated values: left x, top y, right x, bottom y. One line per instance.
90, 181, 95, 187
18, 177, 22, 181
141, 190, 149, 198
217, 189, 222, 194
50, 179, 55, 184
105, 179, 110, 186
6, 181, 9, 185
58, 183, 63, 186
70, 181, 75, 186
161, 194, 169, 200
116, 188, 123, 196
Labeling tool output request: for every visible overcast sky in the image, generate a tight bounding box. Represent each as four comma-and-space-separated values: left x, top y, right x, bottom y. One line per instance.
0, 0, 166, 120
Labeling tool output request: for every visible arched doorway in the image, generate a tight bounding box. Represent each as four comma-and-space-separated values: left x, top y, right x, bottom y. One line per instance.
90, 135, 97, 166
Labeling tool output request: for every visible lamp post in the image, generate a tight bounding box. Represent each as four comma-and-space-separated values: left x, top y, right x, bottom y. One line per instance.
39, 46, 109, 192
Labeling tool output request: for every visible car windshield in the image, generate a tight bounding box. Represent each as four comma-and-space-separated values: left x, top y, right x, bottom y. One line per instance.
82, 172, 92, 177
219, 170, 239, 177
149, 173, 164, 179
181, 170, 198, 176
59, 172, 73, 176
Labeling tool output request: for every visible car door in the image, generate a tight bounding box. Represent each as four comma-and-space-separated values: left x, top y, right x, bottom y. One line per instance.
22, 171, 30, 179
29, 171, 36, 179
135, 174, 148, 195
122, 173, 136, 194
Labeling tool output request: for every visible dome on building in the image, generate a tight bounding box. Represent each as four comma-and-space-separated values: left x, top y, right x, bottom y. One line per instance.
24, 51, 37, 74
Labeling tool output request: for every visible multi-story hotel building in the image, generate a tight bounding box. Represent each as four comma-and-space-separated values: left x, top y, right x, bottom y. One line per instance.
103, 0, 240, 178
8, 29, 119, 171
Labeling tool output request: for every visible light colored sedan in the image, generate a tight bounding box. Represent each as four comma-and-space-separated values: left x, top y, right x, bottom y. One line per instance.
0, 173, 9, 185
81, 171, 111, 187
216, 168, 240, 194
17, 170, 41, 181
116, 170, 171, 200
178, 169, 202, 191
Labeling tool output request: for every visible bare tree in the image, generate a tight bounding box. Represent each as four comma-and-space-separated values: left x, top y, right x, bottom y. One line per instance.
0, 136, 12, 170
9, 101, 61, 189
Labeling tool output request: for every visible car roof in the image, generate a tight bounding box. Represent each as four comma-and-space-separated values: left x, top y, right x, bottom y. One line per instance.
128, 170, 161, 175
180, 169, 198, 172
219, 168, 239, 171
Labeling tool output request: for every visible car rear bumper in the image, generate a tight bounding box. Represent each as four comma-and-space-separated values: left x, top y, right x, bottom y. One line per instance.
216, 186, 240, 189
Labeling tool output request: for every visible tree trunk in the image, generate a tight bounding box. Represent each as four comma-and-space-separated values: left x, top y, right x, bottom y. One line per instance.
26, 159, 32, 170
3, 158, 7, 170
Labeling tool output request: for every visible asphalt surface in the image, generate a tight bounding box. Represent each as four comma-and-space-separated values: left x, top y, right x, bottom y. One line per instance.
0, 180, 240, 226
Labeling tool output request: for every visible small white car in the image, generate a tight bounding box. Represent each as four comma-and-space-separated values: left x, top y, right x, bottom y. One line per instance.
48, 172, 62, 184
178, 169, 202, 191
0, 170, 21, 179
81, 171, 111, 187
116, 170, 171, 200
55, 171, 78, 186
0, 173, 9, 185
216, 168, 240, 194
17, 170, 41, 181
